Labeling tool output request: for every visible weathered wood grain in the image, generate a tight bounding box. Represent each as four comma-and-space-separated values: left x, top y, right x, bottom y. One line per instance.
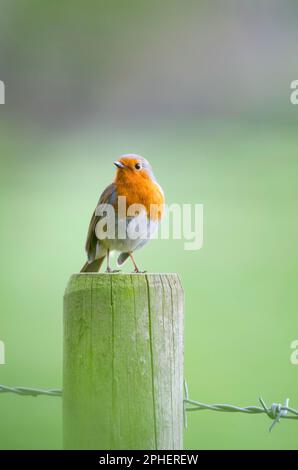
63, 273, 184, 450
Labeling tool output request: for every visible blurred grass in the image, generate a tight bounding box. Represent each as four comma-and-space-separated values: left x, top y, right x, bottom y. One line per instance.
0, 120, 297, 449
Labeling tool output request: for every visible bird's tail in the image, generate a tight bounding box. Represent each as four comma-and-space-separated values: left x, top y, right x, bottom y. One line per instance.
80, 257, 105, 273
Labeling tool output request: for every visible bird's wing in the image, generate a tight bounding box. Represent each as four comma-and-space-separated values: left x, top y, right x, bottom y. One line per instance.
85, 183, 117, 261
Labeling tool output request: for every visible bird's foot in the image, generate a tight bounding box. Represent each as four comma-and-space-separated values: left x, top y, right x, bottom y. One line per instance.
132, 268, 147, 274
105, 267, 121, 273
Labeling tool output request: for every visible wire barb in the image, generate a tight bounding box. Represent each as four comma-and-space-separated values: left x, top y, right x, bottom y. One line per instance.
259, 397, 290, 432
183, 380, 189, 429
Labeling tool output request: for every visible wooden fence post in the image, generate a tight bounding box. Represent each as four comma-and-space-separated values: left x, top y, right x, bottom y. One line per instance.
63, 273, 184, 450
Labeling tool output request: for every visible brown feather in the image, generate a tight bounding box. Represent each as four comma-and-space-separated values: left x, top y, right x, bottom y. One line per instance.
80, 257, 105, 273
85, 183, 117, 262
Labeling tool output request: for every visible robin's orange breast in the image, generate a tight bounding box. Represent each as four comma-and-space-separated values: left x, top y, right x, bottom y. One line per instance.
115, 172, 164, 221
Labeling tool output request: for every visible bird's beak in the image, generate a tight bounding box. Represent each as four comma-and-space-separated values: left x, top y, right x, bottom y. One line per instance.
114, 160, 125, 169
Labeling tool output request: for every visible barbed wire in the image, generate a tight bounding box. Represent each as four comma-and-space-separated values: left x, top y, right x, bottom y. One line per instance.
183, 381, 298, 432
0, 385, 62, 397
1, 383, 297, 433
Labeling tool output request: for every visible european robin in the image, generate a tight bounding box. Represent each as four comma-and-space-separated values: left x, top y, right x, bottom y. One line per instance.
81, 154, 165, 273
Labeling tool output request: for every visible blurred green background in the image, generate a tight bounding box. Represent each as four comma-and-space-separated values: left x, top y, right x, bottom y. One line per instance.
0, 0, 298, 450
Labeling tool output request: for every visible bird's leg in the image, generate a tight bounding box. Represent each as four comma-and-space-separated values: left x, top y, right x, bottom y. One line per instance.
105, 249, 112, 273
129, 252, 146, 273
105, 249, 121, 273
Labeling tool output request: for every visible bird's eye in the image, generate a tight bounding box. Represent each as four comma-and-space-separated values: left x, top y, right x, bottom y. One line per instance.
135, 163, 142, 170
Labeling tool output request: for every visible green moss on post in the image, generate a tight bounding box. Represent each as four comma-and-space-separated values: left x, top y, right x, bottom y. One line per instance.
63, 273, 184, 450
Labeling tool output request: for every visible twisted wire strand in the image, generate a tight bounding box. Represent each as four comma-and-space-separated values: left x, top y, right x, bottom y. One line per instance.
184, 398, 298, 419
0, 385, 62, 397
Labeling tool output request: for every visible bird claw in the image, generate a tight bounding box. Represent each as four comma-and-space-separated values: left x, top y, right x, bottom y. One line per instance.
105, 268, 121, 273
132, 269, 147, 274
